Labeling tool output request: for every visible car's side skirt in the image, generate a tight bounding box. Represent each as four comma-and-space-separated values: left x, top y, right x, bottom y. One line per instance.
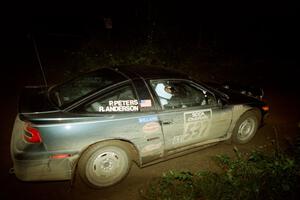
140, 137, 228, 168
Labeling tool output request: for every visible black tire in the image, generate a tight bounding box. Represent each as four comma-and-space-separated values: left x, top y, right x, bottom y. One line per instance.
78, 141, 131, 188
232, 110, 261, 144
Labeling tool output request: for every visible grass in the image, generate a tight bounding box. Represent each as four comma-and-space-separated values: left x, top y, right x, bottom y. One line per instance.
140, 146, 300, 200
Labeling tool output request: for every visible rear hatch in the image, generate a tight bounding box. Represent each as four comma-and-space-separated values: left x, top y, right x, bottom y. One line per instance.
19, 86, 59, 113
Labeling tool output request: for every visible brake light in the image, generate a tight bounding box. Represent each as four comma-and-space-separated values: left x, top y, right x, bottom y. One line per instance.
23, 123, 42, 143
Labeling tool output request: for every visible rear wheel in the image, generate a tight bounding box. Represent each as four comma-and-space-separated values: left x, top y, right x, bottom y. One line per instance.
232, 110, 261, 144
78, 142, 131, 188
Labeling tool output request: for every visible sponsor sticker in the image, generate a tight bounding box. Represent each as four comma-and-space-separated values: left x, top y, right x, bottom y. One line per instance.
138, 115, 159, 123
233, 105, 244, 111
141, 142, 162, 154
142, 122, 161, 133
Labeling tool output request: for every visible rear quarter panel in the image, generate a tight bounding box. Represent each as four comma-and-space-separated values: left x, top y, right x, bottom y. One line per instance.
35, 113, 164, 162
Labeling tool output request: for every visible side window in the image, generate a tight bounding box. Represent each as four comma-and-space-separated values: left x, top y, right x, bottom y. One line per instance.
150, 80, 216, 110
84, 85, 139, 113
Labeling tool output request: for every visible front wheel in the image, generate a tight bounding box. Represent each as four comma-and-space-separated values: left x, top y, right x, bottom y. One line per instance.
78, 142, 131, 188
232, 110, 261, 144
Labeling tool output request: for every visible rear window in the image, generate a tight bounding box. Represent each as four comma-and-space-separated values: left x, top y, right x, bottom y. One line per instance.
49, 68, 126, 108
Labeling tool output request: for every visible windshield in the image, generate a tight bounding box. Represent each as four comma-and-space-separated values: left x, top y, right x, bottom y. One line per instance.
49, 68, 126, 108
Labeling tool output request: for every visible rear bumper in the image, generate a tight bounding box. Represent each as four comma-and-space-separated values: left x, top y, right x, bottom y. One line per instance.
10, 115, 79, 181
12, 157, 75, 181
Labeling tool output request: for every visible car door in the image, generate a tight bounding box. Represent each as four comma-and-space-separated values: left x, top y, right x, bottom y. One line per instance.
72, 82, 165, 163
149, 79, 232, 152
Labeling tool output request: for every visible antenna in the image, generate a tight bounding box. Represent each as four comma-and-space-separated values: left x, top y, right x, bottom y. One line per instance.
31, 33, 48, 87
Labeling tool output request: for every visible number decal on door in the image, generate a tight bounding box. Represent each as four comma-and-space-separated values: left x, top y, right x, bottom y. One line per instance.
184, 109, 211, 137
172, 109, 212, 145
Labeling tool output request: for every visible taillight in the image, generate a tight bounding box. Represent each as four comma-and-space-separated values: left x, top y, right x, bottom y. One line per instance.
23, 123, 42, 143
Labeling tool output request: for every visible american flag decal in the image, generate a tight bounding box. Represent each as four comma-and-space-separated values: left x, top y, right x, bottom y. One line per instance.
140, 99, 152, 108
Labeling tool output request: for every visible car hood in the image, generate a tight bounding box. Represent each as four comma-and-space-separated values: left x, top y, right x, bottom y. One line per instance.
220, 88, 263, 105
204, 81, 263, 100
19, 86, 59, 114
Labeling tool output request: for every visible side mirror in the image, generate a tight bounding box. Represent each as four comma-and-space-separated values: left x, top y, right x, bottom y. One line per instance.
201, 90, 209, 105
217, 96, 228, 108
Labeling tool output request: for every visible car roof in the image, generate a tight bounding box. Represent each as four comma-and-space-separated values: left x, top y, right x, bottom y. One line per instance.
109, 65, 190, 80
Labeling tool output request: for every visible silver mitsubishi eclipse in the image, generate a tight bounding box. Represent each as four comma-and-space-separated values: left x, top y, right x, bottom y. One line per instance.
10, 65, 269, 188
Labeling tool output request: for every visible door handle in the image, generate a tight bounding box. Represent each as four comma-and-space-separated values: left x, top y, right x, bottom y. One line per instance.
161, 120, 173, 125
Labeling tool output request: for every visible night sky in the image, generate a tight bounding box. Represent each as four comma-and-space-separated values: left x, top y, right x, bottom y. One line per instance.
2, 1, 300, 92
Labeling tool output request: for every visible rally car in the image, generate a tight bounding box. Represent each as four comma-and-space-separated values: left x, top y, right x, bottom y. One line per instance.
10, 65, 269, 188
